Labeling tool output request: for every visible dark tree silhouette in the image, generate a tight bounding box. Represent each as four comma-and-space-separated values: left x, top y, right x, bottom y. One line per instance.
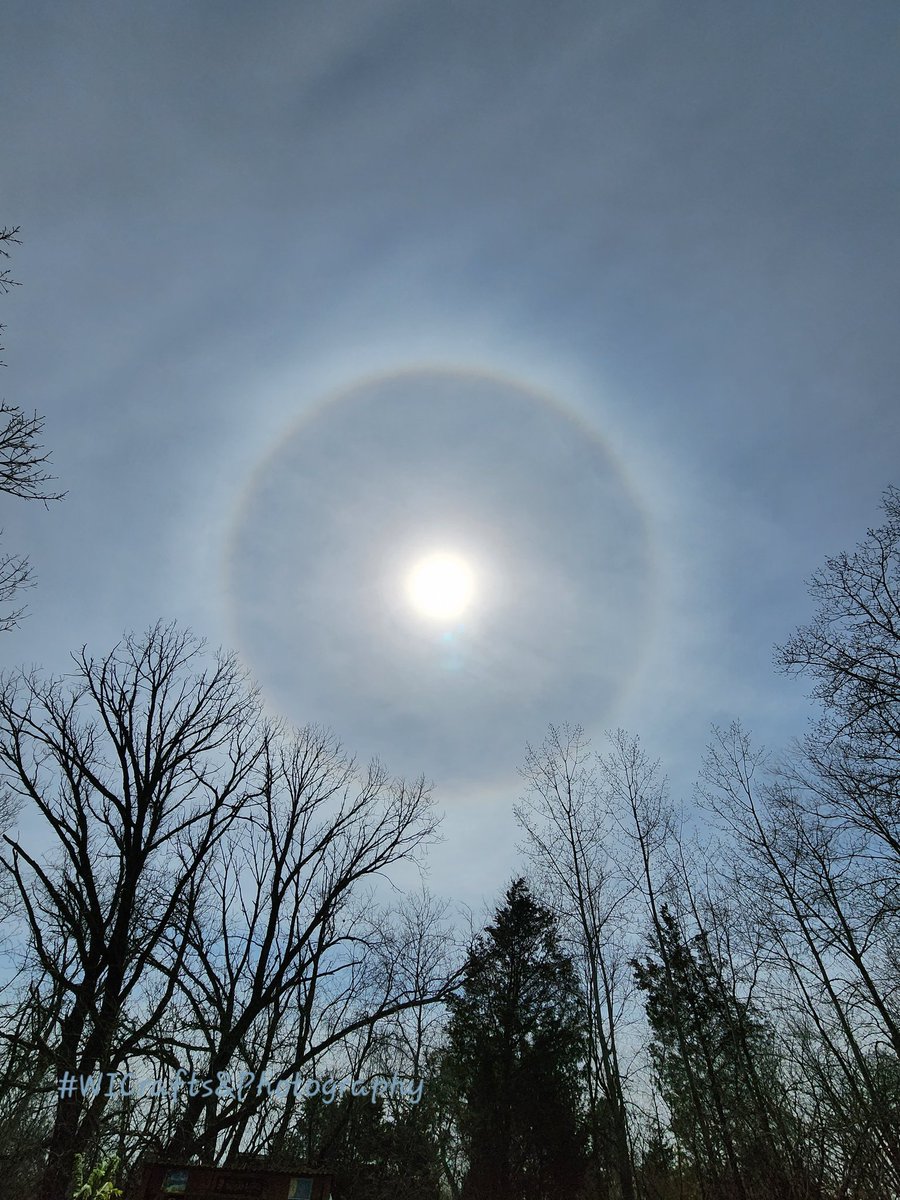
441, 878, 588, 1200
285, 1086, 444, 1200
0, 622, 458, 1197
515, 725, 639, 1200
777, 484, 900, 873
633, 904, 801, 1200
0, 226, 64, 631
0, 624, 267, 1200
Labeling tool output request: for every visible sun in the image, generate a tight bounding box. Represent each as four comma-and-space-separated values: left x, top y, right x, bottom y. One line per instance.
406, 552, 475, 621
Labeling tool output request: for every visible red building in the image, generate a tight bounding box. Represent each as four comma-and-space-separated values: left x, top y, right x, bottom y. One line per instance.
133, 1160, 333, 1200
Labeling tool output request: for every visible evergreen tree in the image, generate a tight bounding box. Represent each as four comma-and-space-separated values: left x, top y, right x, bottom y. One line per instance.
633, 904, 799, 1200
442, 878, 588, 1200
298, 1089, 443, 1200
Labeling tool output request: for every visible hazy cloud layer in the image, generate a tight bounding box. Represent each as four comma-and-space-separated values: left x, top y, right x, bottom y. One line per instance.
2, 0, 898, 903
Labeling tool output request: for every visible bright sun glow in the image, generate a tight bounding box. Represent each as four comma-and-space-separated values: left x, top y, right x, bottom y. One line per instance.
406, 552, 475, 621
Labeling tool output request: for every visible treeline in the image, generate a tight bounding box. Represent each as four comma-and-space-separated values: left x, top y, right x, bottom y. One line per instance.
1, 489, 899, 1200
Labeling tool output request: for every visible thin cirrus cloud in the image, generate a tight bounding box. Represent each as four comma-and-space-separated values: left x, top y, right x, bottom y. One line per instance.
0, 0, 897, 906
224, 368, 655, 788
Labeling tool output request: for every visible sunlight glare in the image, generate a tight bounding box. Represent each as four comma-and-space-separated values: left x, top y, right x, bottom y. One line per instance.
406, 552, 475, 621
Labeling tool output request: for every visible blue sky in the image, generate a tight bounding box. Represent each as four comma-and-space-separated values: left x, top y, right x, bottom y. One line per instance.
1, 0, 898, 910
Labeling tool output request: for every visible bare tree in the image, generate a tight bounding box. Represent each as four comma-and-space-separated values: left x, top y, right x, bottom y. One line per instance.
0, 623, 267, 1200
761, 487, 900, 1194
595, 728, 762, 1200
700, 722, 900, 1197
0, 228, 20, 302
777, 485, 900, 778
515, 724, 640, 1200
0, 226, 65, 631
155, 725, 458, 1163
